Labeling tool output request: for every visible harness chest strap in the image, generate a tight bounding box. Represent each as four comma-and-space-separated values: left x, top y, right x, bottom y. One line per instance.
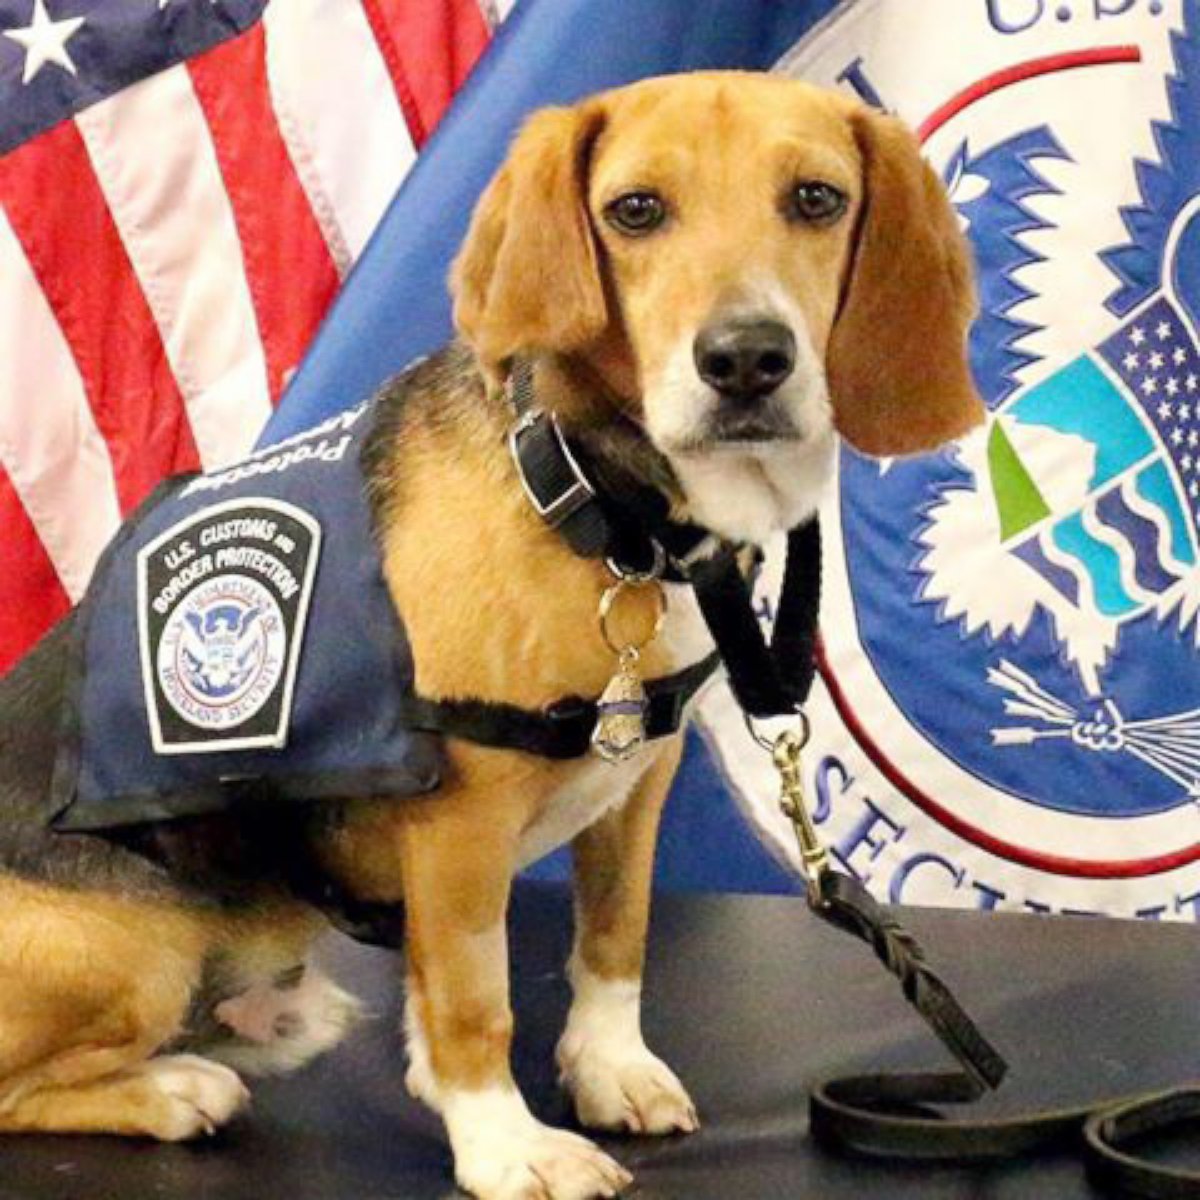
395, 651, 719, 759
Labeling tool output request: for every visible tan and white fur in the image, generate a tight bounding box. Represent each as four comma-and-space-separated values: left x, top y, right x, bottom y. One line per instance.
0, 72, 982, 1200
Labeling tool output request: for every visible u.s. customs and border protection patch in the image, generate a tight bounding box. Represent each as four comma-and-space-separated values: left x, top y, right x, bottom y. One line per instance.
698, 0, 1200, 920
138, 499, 320, 754
52, 392, 442, 833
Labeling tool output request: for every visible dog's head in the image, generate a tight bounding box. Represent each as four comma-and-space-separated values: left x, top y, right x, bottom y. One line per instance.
452, 72, 983, 543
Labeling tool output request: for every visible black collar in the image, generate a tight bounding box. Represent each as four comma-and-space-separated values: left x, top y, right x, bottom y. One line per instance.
506, 358, 820, 718
506, 360, 720, 580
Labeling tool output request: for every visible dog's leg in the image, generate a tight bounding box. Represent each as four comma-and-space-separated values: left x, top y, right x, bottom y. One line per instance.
557, 737, 699, 1135
0, 880, 249, 1140
398, 788, 632, 1200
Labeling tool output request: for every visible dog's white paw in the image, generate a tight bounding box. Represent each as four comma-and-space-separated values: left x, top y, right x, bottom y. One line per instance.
557, 969, 698, 1136
211, 967, 362, 1077
455, 1121, 631, 1200
558, 1039, 698, 1135
447, 1088, 632, 1200
137, 1054, 250, 1141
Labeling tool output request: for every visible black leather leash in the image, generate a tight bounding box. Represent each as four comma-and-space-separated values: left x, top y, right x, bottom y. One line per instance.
696, 511, 1200, 1200
802, 866, 1176, 1184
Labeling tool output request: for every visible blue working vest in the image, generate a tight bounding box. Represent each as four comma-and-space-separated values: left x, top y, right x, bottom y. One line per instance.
51, 399, 443, 833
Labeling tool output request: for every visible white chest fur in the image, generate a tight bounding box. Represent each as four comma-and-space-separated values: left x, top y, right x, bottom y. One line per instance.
515, 582, 716, 869
516, 751, 657, 869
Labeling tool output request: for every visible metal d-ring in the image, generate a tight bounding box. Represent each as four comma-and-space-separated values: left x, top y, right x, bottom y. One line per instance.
743, 706, 812, 753
605, 539, 666, 585
598, 575, 668, 658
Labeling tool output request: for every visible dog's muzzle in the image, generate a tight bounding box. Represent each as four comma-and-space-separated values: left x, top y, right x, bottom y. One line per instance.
691, 317, 802, 445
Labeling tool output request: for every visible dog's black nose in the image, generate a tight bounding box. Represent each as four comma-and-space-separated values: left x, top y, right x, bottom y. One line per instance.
694, 318, 796, 401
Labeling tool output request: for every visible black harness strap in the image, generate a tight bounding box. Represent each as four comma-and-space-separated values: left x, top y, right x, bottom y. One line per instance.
397, 652, 719, 759
683, 521, 820, 716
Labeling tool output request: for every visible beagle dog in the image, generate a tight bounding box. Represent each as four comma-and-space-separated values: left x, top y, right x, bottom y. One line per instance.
0, 72, 981, 1200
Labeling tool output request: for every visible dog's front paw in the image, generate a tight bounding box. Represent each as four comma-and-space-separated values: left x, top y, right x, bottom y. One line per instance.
136, 1054, 250, 1141
558, 1039, 698, 1136
447, 1089, 632, 1200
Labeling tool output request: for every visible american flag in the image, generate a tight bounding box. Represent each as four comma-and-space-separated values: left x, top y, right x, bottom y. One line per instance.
0, 0, 507, 673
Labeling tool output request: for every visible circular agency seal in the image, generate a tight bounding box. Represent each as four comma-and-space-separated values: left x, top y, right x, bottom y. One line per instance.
157, 573, 286, 731
699, 0, 1200, 919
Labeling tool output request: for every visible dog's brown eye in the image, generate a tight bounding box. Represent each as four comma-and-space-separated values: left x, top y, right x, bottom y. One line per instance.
604, 191, 666, 235
788, 181, 847, 224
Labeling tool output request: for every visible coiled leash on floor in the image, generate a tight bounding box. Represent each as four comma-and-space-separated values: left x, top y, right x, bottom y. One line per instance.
726, 525, 1200, 1200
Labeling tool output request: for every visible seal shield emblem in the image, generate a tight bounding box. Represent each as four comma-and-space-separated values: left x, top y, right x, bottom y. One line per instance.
137, 497, 320, 754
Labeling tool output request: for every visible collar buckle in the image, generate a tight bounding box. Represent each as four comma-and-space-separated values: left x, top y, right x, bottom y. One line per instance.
508, 408, 599, 531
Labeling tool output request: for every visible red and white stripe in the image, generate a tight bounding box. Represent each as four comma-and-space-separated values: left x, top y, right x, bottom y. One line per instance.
0, 0, 496, 672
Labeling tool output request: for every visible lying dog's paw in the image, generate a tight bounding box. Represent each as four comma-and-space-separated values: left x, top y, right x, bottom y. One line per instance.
136, 1054, 250, 1141
447, 1091, 631, 1200
210, 967, 362, 1076
557, 1040, 699, 1136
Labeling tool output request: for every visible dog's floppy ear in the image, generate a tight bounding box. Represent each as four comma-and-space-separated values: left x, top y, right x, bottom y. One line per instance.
452, 104, 608, 379
827, 109, 985, 456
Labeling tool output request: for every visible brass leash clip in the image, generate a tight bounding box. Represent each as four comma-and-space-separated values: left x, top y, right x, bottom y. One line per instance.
748, 711, 831, 904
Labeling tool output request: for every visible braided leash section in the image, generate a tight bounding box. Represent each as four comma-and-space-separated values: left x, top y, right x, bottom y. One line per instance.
815, 871, 1008, 1093
864, 908, 926, 991
807, 868, 1200, 1194
767, 721, 1007, 1094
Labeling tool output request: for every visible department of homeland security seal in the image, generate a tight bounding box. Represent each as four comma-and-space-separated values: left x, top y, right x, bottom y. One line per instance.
699, 0, 1200, 919
137, 498, 320, 754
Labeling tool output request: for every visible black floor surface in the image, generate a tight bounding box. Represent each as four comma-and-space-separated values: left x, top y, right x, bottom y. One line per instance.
4, 883, 1199, 1198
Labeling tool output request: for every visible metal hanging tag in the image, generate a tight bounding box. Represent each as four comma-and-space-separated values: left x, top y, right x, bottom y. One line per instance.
593, 646, 651, 763
592, 563, 667, 764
